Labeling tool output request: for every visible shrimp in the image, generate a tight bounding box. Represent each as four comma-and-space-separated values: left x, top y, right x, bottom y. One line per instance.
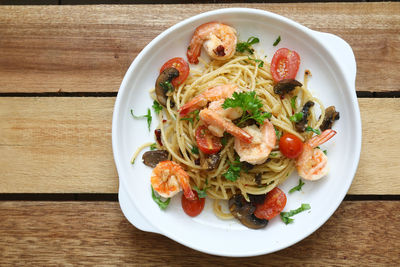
296, 129, 337, 181
199, 108, 252, 144
234, 120, 276, 165
179, 84, 238, 116
151, 161, 195, 200
187, 22, 237, 64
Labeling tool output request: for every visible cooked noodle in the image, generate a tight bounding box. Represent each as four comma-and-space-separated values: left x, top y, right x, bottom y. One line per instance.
151, 54, 324, 218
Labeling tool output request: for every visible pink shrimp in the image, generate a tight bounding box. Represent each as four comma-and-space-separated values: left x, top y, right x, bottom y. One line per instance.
178, 84, 238, 116
187, 22, 237, 64
151, 161, 195, 200
234, 120, 276, 165
296, 129, 337, 181
199, 108, 252, 144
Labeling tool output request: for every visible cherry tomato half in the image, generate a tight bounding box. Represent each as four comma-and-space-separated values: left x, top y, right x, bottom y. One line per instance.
195, 125, 222, 154
279, 133, 304, 159
160, 57, 190, 87
181, 190, 205, 217
254, 187, 287, 220
270, 48, 301, 83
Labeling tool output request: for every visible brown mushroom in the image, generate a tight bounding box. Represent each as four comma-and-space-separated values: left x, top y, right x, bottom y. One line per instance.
273, 79, 303, 96
229, 194, 268, 229
206, 153, 221, 170
320, 106, 340, 131
155, 67, 179, 107
295, 101, 314, 132
142, 150, 169, 168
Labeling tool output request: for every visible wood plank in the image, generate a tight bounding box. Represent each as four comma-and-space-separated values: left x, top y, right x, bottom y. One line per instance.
0, 3, 398, 93
1, 97, 399, 194
0, 201, 399, 265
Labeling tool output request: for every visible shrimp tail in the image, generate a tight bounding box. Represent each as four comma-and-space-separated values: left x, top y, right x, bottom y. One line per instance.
307, 129, 337, 148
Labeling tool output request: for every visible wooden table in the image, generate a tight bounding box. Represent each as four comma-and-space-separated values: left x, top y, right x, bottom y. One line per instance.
1, 2, 399, 265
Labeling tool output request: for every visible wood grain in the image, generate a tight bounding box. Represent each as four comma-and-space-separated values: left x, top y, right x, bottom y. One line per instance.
0, 3, 399, 93
0, 97, 399, 194
0, 201, 399, 265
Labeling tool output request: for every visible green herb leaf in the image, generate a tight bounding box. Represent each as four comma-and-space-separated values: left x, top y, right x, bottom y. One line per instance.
291, 95, 297, 110
323, 150, 327, 155
152, 100, 163, 115
236, 36, 260, 54
247, 56, 264, 68
151, 186, 170, 210
280, 203, 311, 224
159, 81, 174, 92
150, 143, 157, 151
192, 109, 200, 121
193, 185, 208, 198
180, 117, 194, 125
305, 126, 321, 135
191, 145, 199, 155
130, 108, 152, 132
273, 35, 281, 46
221, 133, 230, 146
270, 152, 277, 157
222, 91, 271, 125
289, 112, 303, 122
223, 160, 241, 182
289, 179, 305, 193
275, 128, 282, 140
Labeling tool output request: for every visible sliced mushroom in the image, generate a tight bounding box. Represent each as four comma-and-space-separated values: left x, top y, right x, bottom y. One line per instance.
295, 101, 315, 132
155, 67, 179, 106
320, 106, 340, 131
142, 150, 169, 168
229, 194, 268, 229
273, 79, 303, 96
206, 153, 220, 170
248, 193, 267, 205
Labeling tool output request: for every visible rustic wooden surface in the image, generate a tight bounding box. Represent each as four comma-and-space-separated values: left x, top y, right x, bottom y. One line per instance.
0, 2, 399, 265
0, 3, 399, 93
1, 201, 399, 265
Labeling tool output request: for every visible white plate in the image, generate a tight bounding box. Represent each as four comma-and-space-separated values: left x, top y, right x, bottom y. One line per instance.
112, 8, 361, 257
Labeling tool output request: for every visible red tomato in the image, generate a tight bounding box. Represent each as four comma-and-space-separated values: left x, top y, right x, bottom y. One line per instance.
254, 187, 287, 220
160, 57, 190, 87
279, 133, 304, 159
270, 48, 301, 83
181, 190, 205, 217
195, 126, 222, 154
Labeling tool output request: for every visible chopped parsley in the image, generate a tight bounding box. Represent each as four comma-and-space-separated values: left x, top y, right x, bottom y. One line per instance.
275, 128, 282, 140
222, 91, 271, 125
223, 160, 241, 182
191, 145, 199, 154
247, 56, 264, 68
159, 81, 174, 92
289, 112, 303, 123
273, 35, 281, 46
151, 186, 170, 210
221, 133, 231, 146
288, 179, 305, 194
270, 152, 278, 157
305, 126, 321, 135
323, 150, 327, 155
236, 36, 260, 54
291, 95, 297, 110
149, 143, 157, 151
180, 117, 194, 125
152, 100, 163, 115
130, 108, 152, 131
280, 203, 311, 224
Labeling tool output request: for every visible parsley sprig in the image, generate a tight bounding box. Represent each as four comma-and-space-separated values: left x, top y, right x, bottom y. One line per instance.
151, 186, 170, 210
193, 179, 210, 198
236, 36, 260, 54
222, 91, 271, 126
152, 100, 163, 115
280, 203, 311, 224
149, 143, 157, 151
290, 96, 297, 110
247, 56, 264, 68
223, 160, 241, 182
159, 81, 173, 92
289, 112, 303, 123
273, 35, 281, 46
131, 108, 152, 131
305, 126, 321, 135
288, 179, 305, 194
